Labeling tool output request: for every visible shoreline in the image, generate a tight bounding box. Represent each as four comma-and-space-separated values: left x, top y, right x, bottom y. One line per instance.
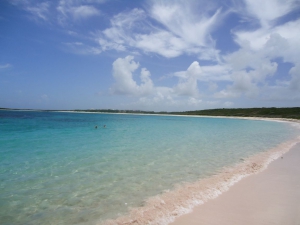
2, 110, 299, 224
171, 142, 300, 225
1, 108, 299, 124
32, 110, 300, 224
41, 111, 300, 126
103, 133, 300, 225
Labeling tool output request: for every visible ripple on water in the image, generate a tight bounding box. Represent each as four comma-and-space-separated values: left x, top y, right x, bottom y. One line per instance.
0, 111, 299, 224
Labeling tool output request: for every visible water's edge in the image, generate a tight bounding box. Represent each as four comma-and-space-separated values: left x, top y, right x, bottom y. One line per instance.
102, 118, 300, 225
1, 111, 299, 225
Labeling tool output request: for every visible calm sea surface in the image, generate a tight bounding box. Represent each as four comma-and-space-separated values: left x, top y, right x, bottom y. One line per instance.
0, 110, 299, 224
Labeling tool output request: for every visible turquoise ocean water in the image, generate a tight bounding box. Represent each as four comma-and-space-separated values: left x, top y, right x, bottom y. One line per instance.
0, 110, 299, 225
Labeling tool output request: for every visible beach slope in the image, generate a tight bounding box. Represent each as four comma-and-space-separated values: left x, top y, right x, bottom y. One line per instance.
171, 143, 300, 225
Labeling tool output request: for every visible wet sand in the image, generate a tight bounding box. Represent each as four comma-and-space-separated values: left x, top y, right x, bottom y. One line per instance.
171, 143, 300, 225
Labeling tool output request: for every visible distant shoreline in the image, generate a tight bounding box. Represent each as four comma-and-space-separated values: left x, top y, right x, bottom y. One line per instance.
2, 108, 300, 225
1, 107, 299, 120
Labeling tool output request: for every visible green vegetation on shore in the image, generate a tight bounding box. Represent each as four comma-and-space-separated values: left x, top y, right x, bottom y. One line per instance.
170, 107, 300, 120
1, 107, 299, 120
74, 107, 300, 119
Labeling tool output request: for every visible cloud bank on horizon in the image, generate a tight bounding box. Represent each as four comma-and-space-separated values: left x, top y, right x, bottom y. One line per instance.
1, 0, 300, 111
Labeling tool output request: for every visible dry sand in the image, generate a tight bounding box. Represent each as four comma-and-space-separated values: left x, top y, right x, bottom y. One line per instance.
170, 143, 300, 225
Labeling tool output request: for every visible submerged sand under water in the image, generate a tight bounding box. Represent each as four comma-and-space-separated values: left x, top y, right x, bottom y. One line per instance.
103, 120, 300, 225
171, 142, 300, 225
1, 111, 299, 225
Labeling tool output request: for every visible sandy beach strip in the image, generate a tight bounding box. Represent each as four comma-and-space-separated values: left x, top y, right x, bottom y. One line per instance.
103, 118, 299, 225
170, 142, 300, 225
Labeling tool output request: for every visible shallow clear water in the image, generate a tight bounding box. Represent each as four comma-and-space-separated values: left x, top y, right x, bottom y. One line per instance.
0, 111, 298, 225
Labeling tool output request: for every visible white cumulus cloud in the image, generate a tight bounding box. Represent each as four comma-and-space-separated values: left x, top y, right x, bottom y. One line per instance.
109, 56, 210, 107
243, 0, 299, 27
96, 1, 224, 60
174, 62, 201, 96
57, 0, 101, 24
110, 56, 154, 96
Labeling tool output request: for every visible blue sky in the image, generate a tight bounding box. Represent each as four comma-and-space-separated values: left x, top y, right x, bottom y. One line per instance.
1, 0, 300, 111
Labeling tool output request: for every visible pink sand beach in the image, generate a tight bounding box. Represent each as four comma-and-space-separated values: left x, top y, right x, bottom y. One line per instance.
171, 143, 300, 225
